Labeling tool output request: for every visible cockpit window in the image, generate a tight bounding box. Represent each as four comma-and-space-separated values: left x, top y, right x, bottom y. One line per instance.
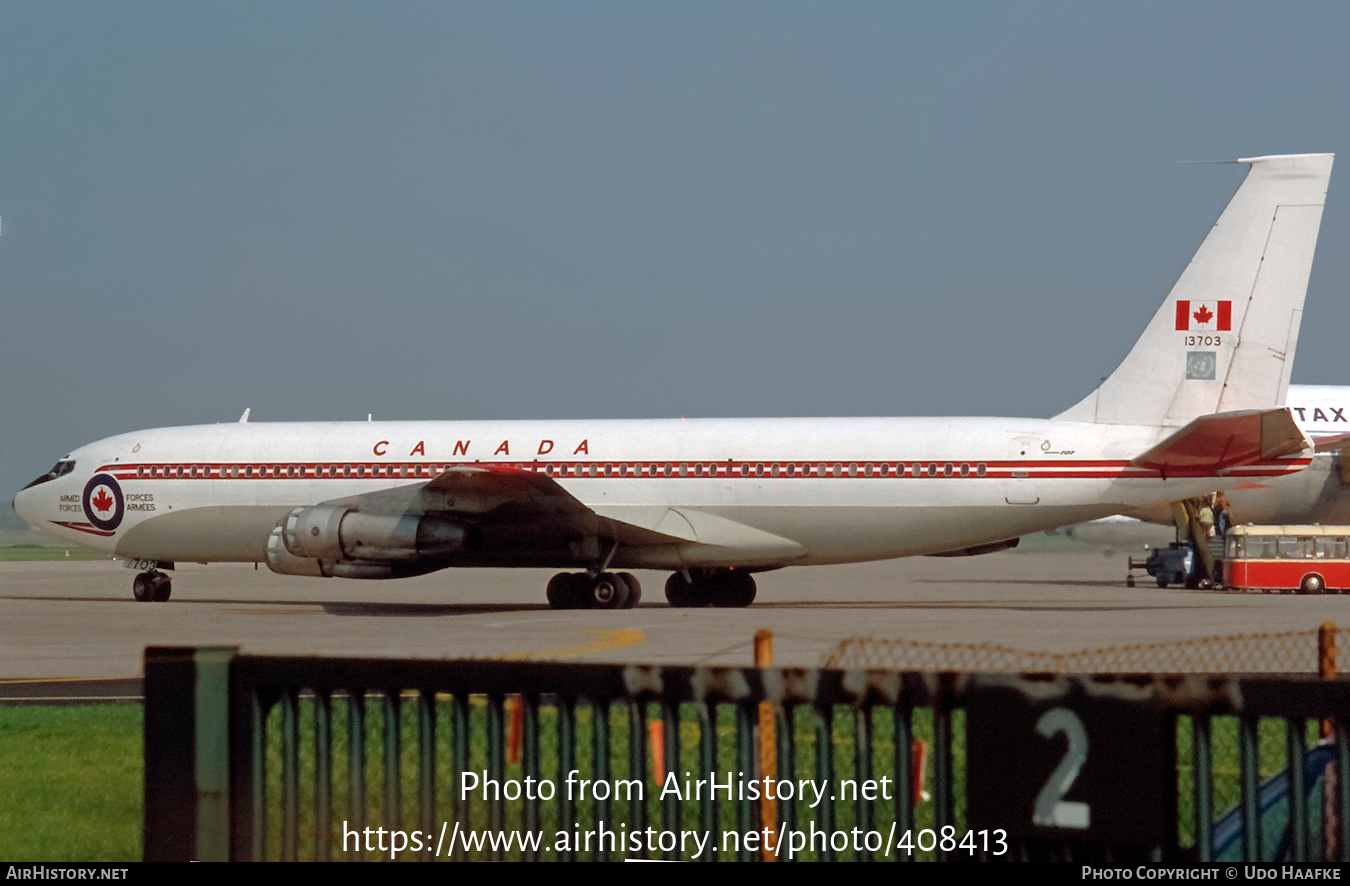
22, 460, 76, 489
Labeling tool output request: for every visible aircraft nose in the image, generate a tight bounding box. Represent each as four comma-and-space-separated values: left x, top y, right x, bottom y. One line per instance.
12, 487, 35, 526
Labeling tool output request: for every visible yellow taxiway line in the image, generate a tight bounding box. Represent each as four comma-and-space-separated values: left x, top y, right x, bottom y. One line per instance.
495, 628, 646, 661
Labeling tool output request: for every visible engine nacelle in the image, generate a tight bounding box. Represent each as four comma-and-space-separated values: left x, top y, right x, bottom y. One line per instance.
265, 526, 327, 577
280, 506, 471, 562
265, 525, 455, 579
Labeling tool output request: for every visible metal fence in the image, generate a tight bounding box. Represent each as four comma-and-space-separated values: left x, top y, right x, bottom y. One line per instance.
144, 645, 1350, 862
823, 628, 1337, 673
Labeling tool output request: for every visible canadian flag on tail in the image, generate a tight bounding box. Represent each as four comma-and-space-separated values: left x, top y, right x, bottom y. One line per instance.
1175, 300, 1231, 331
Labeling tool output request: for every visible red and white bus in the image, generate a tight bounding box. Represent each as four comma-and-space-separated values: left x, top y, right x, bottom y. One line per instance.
1223, 525, 1350, 594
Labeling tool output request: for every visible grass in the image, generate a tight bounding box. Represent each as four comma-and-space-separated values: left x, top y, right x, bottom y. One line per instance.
0, 545, 106, 562
0, 705, 141, 861
1176, 715, 1328, 860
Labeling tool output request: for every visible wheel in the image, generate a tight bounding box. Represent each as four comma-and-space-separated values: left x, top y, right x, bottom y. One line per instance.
589, 573, 630, 610
1300, 574, 1325, 595
132, 572, 155, 602
665, 573, 696, 607
1156, 577, 1168, 589
546, 573, 572, 609
617, 573, 642, 608
735, 573, 756, 607
150, 574, 172, 602
546, 573, 590, 609
717, 572, 756, 608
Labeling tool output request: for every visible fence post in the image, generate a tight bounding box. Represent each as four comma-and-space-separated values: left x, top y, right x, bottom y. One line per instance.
1321, 622, 1338, 860
143, 645, 236, 862
754, 629, 779, 862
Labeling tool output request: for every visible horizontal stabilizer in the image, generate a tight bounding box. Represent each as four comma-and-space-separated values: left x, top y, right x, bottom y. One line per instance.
1313, 433, 1350, 453
1129, 408, 1309, 476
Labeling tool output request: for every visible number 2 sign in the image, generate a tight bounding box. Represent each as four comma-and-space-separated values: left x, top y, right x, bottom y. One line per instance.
966, 678, 1171, 849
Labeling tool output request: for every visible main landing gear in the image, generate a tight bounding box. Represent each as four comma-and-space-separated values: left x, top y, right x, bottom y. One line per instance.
664, 570, 756, 608
546, 572, 643, 610
132, 571, 172, 603
542, 569, 758, 609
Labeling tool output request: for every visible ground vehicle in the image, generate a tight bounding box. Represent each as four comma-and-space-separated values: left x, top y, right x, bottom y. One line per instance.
1223, 525, 1350, 594
1140, 542, 1197, 588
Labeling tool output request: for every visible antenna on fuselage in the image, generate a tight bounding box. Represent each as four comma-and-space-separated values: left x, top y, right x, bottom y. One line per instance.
238, 408, 250, 423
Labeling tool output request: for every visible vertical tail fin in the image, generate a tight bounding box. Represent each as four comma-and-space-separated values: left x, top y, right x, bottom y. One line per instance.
1056, 153, 1333, 427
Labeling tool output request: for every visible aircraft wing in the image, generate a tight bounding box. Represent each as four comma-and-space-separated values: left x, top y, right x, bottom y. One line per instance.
1129, 408, 1310, 476
316, 464, 805, 563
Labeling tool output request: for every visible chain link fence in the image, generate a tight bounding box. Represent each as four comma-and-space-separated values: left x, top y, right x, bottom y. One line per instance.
823, 627, 1349, 674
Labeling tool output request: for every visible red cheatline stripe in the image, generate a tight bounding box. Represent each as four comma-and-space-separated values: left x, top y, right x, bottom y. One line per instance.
95, 456, 1310, 482
49, 521, 115, 537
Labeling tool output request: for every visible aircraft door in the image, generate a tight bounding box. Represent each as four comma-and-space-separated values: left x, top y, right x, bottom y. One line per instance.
1005, 435, 1043, 505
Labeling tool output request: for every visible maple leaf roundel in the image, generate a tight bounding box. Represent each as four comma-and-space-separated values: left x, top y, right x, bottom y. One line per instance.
82, 474, 125, 532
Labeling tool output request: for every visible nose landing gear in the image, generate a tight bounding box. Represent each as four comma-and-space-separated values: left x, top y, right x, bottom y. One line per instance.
132, 571, 172, 602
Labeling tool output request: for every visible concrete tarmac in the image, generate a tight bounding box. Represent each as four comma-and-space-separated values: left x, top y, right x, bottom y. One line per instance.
4, 551, 1350, 682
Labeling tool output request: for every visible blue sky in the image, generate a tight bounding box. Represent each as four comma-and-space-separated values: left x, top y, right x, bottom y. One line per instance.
3, 2, 1349, 499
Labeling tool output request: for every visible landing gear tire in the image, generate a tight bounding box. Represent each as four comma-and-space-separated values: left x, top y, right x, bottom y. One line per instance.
665, 573, 701, 607
721, 572, 756, 607
546, 573, 574, 609
134, 571, 171, 602
547, 572, 639, 610
617, 573, 642, 607
546, 573, 590, 610
588, 573, 631, 610
664, 571, 756, 608
1300, 574, 1326, 595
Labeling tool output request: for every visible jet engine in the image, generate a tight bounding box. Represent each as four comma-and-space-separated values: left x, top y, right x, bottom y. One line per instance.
265, 527, 447, 579
279, 505, 472, 562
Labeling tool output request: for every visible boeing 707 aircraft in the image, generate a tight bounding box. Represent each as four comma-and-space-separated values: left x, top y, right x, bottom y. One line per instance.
13, 153, 1336, 608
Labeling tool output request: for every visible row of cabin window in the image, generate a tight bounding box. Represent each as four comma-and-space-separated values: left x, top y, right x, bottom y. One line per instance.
136, 464, 438, 479
547, 461, 989, 478
133, 461, 991, 480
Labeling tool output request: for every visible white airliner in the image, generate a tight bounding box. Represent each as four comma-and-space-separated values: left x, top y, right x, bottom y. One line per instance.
12, 154, 1336, 608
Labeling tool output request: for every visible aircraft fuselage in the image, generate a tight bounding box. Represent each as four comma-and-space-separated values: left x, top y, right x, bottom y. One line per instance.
15, 416, 1308, 570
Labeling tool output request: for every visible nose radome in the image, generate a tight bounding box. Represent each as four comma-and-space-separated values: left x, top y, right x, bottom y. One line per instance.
12, 487, 36, 526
